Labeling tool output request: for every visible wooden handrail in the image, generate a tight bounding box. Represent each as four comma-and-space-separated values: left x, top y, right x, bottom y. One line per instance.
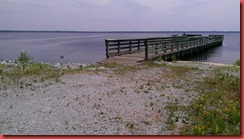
105, 35, 224, 59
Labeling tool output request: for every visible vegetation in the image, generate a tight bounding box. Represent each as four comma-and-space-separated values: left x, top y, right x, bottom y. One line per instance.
181, 70, 240, 135
1, 51, 83, 79
166, 112, 176, 130
2, 63, 60, 78
126, 122, 136, 130
171, 55, 177, 62
18, 50, 30, 71
235, 59, 240, 66
0, 65, 3, 74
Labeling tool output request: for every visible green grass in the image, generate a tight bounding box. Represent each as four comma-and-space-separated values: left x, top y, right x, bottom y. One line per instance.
0, 63, 65, 90
18, 50, 30, 71
171, 55, 177, 62
99, 62, 118, 69
180, 70, 240, 135
3, 63, 61, 79
169, 66, 199, 78
0, 64, 6, 74
166, 111, 176, 130
126, 122, 136, 130
214, 66, 240, 74
235, 59, 240, 66
0, 64, 5, 68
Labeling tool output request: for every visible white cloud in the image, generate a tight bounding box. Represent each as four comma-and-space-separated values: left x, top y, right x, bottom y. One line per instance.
0, 0, 240, 31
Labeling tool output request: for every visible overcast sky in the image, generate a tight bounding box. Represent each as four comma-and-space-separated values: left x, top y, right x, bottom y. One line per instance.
0, 0, 240, 31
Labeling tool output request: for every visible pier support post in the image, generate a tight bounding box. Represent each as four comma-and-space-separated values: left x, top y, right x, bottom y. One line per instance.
144, 40, 148, 60
105, 39, 109, 58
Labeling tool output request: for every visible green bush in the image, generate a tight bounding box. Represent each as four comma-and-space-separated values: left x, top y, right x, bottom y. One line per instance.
172, 55, 177, 62
18, 51, 30, 71
235, 59, 240, 66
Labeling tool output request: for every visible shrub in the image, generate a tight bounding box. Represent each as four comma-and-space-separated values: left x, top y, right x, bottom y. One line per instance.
126, 122, 135, 130
172, 55, 177, 62
18, 51, 30, 71
235, 59, 240, 66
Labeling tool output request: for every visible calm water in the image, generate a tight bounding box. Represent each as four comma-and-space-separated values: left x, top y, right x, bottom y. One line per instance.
0, 32, 240, 64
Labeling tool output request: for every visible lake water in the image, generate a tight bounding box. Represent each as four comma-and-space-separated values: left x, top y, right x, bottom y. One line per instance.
0, 31, 240, 64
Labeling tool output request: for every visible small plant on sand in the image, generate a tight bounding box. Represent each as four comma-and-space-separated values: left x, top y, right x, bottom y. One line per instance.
18, 50, 30, 71
172, 55, 177, 62
235, 59, 240, 66
156, 56, 163, 62
166, 111, 176, 130
143, 90, 149, 94
0, 68, 3, 74
126, 122, 135, 130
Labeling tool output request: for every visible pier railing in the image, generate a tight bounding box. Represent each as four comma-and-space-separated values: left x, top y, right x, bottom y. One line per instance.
105, 35, 224, 60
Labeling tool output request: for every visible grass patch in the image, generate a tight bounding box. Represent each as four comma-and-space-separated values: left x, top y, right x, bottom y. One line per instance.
113, 65, 142, 75
113, 116, 123, 123
166, 112, 176, 130
169, 66, 199, 78
99, 62, 118, 69
171, 55, 177, 62
143, 61, 165, 68
181, 70, 240, 135
235, 59, 240, 66
0, 64, 6, 69
126, 122, 136, 130
214, 66, 240, 74
3, 63, 62, 79
0, 62, 67, 89
82, 64, 100, 70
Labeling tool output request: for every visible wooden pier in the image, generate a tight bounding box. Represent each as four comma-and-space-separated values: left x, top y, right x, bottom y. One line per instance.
101, 35, 224, 65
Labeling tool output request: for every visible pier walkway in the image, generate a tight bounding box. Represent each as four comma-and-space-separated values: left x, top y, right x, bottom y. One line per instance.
100, 35, 224, 65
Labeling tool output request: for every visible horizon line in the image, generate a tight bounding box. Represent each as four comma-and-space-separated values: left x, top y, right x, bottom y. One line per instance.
0, 30, 240, 33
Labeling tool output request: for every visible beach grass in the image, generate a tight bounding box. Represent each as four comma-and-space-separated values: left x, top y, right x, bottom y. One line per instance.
235, 59, 240, 66
180, 68, 240, 135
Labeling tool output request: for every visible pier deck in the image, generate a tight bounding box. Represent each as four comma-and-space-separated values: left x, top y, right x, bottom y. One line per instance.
100, 35, 224, 65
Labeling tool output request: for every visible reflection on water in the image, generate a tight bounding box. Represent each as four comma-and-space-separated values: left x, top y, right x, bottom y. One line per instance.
182, 45, 223, 61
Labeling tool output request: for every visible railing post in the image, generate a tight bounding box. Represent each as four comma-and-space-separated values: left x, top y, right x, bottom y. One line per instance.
155, 45, 158, 55
118, 41, 121, 54
171, 41, 174, 51
144, 40, 148, 60
138, 41, 140, 50
105, 39, 109, 58
129, 41, 132, 53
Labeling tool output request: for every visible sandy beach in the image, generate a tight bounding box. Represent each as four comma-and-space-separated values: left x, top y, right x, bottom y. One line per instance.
0, 61, 240, 135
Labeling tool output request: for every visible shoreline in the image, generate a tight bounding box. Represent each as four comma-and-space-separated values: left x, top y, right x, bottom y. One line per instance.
0, 59, 96, 70
176, 60, 235, 67
0, 59, 237, 69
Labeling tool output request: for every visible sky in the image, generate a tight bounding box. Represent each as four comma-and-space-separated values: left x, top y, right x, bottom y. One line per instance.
0, 0, 240, 31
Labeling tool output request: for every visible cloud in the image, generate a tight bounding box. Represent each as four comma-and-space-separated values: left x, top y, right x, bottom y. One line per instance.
0, 0, 240, 31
